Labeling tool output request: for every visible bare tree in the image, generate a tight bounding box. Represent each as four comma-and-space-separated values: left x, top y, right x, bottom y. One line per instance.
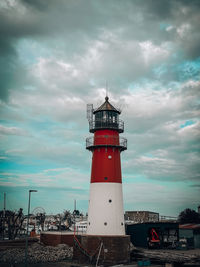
63, 210, 72, 228
35, 213, 46, 231
0, 208, 25, 240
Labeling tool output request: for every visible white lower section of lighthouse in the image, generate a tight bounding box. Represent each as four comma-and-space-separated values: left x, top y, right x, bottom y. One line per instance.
87, 183, 125, 235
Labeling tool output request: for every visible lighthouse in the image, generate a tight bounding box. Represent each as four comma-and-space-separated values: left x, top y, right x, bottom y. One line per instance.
86, 96, 127, 235
73, 96, 129, 265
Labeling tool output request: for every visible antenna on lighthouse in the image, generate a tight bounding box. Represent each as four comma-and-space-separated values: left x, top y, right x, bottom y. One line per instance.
87, 104, 93, 121
105, 80, 109, 98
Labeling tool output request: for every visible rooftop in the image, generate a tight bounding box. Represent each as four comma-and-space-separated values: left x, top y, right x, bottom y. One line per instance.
93, 96, 121, 114
179, 224, 200, 229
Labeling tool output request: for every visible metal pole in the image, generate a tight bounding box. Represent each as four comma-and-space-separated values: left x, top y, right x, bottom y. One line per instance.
25, 190, 37, 267
3, 193, 6, 240
4, 192, 6, 211
74, 199, 76, 233
25, 190, 31, 267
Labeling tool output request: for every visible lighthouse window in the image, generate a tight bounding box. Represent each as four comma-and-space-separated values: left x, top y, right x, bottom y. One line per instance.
103, 111, 107, 121
109, 199, 112, 203
108, 155, 112, 159
121, 222, 124, 226
104, 222, 107, 226
104, 177, 108, 180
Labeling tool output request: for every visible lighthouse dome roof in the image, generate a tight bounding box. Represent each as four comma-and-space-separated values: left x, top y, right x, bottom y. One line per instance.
93, 96, 121, 114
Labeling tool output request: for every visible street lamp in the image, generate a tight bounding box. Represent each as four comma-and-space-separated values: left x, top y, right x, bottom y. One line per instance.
25, 189, 37, 266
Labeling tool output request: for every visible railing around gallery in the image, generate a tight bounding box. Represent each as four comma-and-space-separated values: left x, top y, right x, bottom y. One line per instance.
86, 135, 127, 151
89, 119, 124, 133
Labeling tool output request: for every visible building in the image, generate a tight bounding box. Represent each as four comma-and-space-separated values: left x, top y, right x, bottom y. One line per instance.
179, 224, 200, 248
126, 222, 179, 248
160, 215, 177, 222
125, 211, 159, 223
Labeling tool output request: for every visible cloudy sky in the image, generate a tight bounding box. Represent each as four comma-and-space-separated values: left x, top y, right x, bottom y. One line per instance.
0, 0, 199, 217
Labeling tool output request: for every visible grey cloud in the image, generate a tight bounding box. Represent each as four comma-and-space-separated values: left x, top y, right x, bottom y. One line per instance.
121, 81, 200, 183
1, 0, 200, 47
0, 125, 30, 136
0, 3, 47, 38
21, 0, 52, 11
1, 0, 199, 215
190, 184, 200, 188
140, 0, 173, 19
1, 0, 200, 101
0, 39, 16, 100
123, 124, 200, 182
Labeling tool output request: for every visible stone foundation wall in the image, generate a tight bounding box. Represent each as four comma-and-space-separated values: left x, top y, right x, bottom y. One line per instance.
73, 235, 130, 266
40, 232, 74, 247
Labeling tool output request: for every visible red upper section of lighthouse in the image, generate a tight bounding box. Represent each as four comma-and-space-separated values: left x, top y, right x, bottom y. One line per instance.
91, 129, 122, 183
86, 97, 127, 183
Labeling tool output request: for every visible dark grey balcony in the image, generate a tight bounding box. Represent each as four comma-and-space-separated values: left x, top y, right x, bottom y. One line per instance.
89, 119, 124, 133
86, 136, 127, 151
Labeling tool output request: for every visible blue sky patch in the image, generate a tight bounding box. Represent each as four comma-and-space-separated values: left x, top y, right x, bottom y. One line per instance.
180, 120, 195, 128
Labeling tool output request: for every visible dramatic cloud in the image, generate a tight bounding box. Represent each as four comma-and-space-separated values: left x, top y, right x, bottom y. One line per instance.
0, 0, 199, 215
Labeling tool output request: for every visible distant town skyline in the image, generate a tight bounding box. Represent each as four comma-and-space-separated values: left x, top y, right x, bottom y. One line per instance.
0, 0, 199, 216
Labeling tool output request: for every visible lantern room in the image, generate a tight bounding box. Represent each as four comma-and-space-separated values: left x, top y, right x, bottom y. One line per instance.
88, 96, 124, 133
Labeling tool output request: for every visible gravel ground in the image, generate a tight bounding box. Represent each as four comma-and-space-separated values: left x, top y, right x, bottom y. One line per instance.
0, 262, 84, 267
0, 242, 73, 264
1, 242, 199, 266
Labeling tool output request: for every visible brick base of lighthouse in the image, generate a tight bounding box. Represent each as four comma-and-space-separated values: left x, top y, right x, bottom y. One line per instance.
40, 232, 74, 247
73, 234, 130, 266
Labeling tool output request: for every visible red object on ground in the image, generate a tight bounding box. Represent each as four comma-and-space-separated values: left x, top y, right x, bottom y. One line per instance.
151, 228, 160, 242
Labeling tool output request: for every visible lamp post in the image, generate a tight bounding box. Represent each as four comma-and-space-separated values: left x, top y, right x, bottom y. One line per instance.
25, 190, 37, 266
3, 192, 6, 240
